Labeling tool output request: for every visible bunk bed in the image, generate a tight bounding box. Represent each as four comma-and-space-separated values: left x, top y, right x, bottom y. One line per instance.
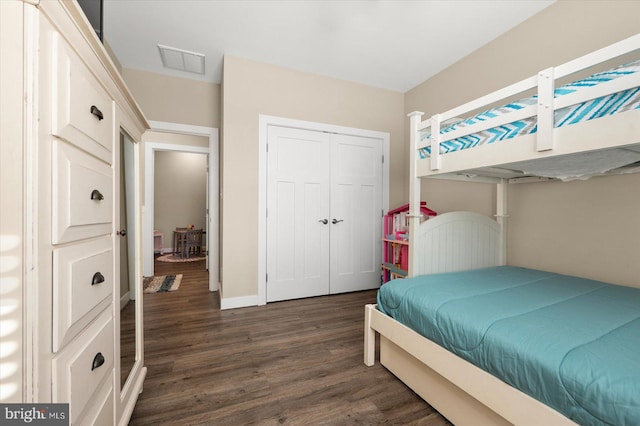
365, 34, 640, 426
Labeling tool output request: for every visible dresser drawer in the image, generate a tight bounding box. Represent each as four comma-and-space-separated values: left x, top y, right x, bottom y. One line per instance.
76, 377, 114, 426
52, 33, 114, 163
52, 140, 112, 244
52, 309, 114, 425
53, 237, 113, 352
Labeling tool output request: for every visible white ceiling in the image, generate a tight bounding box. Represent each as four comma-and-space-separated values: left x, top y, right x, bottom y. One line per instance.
104, 0, 554, 93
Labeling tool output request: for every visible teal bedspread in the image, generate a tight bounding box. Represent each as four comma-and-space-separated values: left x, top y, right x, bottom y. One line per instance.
377, 266, 640, 425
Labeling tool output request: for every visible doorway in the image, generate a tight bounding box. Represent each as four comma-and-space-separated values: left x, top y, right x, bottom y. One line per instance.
142, 122, 219, 292
258, 116, 390, 304
154, 150, 207, 257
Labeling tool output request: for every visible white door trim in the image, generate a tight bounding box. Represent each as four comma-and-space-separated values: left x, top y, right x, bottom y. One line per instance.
258, 115, 390, 306
143, 121, 219, 292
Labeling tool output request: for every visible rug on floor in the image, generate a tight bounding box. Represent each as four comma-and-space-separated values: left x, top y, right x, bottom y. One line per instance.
143, 274, 183, 293
157, 253, 206, 263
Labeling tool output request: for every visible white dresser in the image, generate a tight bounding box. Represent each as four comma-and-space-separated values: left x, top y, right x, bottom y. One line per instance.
0, 1, 148, 424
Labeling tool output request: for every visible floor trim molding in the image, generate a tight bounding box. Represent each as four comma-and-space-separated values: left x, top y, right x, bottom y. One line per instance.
220, 295, 259, 310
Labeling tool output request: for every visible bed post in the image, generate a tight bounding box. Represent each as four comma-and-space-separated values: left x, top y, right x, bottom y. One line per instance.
496, 179, 508, 266
429, 113, 441, 171
407, 111, 424, 277
364, 304, 375, 366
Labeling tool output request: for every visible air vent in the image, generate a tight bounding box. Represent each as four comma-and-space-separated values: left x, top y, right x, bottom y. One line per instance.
158, 44, 205, 75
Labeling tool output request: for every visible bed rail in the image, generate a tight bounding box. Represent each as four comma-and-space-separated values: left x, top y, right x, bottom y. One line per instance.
364, 304, 579, 426
413, 33, 640, 175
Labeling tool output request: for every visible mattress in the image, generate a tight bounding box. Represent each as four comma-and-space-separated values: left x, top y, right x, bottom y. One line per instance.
377, 266, 640, 425
419, 60, 640, 158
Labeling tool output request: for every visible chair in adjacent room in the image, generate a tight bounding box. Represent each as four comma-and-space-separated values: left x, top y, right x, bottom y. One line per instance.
173, 227, 188, 256
182, 228, 203, 258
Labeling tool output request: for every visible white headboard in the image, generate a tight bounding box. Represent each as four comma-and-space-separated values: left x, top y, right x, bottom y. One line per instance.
410, 211, 502, 277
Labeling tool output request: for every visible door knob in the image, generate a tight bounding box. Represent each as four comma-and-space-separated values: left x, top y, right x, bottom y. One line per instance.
318, 219, 328, 225
117, 229, 127, 237
332, 219, 344, 224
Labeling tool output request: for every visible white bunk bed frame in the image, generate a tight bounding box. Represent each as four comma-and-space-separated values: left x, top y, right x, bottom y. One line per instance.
365, 34, 640, 425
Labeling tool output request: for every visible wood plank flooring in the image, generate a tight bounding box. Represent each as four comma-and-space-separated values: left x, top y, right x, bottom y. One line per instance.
128, 259, 451, 425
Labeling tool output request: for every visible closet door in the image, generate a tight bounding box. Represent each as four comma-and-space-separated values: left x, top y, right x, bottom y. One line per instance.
329, 134, 383, 294
267, 126, 331, 302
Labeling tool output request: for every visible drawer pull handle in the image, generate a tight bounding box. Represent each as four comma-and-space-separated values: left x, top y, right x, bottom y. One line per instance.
90, 189, 104, 201
91, 352, 105, 371
90, 105, 104, 121
91, 272, 105, 285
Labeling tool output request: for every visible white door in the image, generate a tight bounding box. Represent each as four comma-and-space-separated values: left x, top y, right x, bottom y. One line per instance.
330, 134, 382, 294
267, 126, 331, 302
266, 126, 383, 302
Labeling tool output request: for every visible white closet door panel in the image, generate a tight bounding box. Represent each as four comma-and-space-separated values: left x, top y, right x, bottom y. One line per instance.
333, 183, 354, 276
267, 126, 330, 302
274, 181, 295, 282
330, 134, 382, 294
302, 182, 325, 279
52, 140, 113, 244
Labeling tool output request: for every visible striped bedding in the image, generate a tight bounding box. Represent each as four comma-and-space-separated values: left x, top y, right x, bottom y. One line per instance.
419, 60, 640, 157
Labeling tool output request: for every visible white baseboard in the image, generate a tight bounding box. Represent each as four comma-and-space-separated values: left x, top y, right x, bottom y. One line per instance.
220, 294, 259, 310
120, 291, 131, 310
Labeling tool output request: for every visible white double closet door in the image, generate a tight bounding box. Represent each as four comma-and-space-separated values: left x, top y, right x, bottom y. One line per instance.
267, 126, 382, 302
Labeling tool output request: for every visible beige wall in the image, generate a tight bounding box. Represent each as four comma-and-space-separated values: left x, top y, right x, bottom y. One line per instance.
405, 0, 640, 287
154, 151, 208, 251
222, 55, 405, 299
122, 67, 220, 128
508, 174, 640, 288
138, 131, 210, 205
123, 68, 219, 211
421, 180, 495, 218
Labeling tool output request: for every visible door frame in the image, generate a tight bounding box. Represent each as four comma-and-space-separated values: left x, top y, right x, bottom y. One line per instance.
121, 132, 137, 305
142, 121, 219, 292
258, 115, 390, 306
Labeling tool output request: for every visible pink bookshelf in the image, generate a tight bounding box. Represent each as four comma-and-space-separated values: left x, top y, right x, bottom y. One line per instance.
381, 202, 437, 283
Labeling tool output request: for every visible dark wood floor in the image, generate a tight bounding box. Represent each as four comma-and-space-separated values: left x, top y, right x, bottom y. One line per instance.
129, 259, 451, 425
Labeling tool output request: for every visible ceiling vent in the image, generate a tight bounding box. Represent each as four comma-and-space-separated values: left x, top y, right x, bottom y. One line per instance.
158, 44, 205, 74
